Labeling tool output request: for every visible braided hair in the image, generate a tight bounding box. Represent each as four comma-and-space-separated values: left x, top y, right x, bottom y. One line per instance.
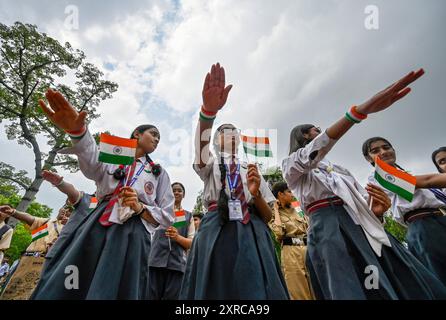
109, 124, 162, 180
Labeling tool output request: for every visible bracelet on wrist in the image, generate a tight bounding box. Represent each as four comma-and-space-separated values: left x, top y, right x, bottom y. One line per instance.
135, 203, 145, 215
53, 178, 64, 187
345, 105, 367, 124
199, 106, 217, 122
66, 126, 87, 139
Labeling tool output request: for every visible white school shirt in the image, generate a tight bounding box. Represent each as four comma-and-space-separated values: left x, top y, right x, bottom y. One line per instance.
282, 131, 391, 256
0, 221, 13, 265
368, 174, 444, 226
59, 128, 175, 233
193, 152, 275, 211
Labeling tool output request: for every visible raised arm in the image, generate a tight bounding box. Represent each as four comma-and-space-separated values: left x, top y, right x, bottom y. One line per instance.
39, 89, 108, 181
0, 205, 39, 227
415, 173, 446, 189
326, 69, 425, 140
195, 63, 232, 169
42, 170, 81, 205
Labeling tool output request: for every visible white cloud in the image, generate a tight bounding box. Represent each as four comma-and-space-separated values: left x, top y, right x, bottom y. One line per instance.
1, 0, 445, 216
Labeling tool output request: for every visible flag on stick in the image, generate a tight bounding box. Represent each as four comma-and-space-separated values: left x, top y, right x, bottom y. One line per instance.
173, 210, 187, 228
374, 156, 416, 202
241, 135, 273, 158
31, 224, 49, 242
98, 133, 137, 165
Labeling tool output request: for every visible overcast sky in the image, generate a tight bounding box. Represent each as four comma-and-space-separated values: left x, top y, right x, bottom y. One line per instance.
1, 0, 445, 216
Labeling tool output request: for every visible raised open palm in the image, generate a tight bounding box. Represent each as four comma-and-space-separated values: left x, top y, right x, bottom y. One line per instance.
202, 63, 233, 113
39, 88, 87, 132
358, 68, 425, 115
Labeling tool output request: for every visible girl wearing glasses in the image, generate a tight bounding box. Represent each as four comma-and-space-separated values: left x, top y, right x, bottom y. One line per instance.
179, 63, 289, 300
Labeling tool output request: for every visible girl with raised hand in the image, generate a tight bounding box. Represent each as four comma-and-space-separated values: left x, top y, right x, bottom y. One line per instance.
363, 137, 446, 286
283, 69, 446, 299
180, 63, 289, 300
31, 89, 175, 300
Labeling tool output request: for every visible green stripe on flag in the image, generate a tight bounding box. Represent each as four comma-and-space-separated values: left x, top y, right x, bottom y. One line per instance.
375, 172, 414, 202
32, 231, 49, 242
98, 152, 134, 165
243, 146, 273, 157
173, 220, 187, 228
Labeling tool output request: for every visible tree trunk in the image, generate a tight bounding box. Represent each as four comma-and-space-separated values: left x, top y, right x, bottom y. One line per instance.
8, 144, 60, 227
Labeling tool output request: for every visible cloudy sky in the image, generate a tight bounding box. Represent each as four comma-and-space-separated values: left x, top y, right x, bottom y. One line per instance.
1, 0, 445, 216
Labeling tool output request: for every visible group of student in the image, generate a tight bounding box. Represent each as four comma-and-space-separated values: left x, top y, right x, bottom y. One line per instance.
0, 62, 445, 300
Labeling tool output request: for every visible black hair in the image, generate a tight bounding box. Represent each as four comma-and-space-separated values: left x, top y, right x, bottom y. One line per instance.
361, 137, 394, 167
130, 124, 158, 139
217, 155, 230, 225
110, 124, 161, 180
272, 182, 289, 198
288, 124, 316, 155
432, 147, 446, 173
171, 182, 186, 196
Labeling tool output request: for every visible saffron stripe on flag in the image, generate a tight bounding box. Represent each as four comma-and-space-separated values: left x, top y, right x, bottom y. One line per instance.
241, 135, 270, 145
32, 223, 48, 235
100, 133, 138, 148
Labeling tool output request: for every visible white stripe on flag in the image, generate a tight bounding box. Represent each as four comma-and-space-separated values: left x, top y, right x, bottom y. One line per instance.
375, 164, 415, 192
99, 142, 135, 157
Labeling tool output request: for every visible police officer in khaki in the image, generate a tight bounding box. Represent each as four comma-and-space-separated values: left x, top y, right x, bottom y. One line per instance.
269, 182, 313, 300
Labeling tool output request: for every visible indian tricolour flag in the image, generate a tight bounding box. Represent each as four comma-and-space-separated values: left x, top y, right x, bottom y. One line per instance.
89, 197, 98, 212
241, 135, 273, 157
31, 224, 49, 242
172, 210, 187, 228
98, 133, 137, 165
374, 156, 416, 202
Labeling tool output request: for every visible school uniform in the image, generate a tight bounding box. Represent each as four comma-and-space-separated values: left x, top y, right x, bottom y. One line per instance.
0, 222, 13, 266
282, 131, 446, 300
269, 206, 313, 300
148, 211, 195, 300
42, 192, 95, 273
368, 175, 446, 286
1, 217, 64, 300
179, 151, 289, 300
31, 128, 175, 300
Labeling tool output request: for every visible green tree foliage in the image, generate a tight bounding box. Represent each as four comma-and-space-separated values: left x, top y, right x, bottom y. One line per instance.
0, 22, 118, 216
193, 189, 204, 215
384, 213, 408, 243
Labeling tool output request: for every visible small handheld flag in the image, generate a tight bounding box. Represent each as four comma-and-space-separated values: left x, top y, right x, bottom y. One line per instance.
172, 210, 187, 228
98, 133, 137, 165
374, 156, 416, 202
31, 224, 49, 242
241, 135, 273, 158
89, 197, 98, 212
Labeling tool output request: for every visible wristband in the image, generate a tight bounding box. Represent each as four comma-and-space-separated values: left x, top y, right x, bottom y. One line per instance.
53, 178, 64, 187
66, 126, 87, 139
345, 106, 367, 124
199, 106, 217, 122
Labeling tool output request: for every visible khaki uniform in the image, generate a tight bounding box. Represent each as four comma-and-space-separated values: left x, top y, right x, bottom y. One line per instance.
269, 206, 313, 300
1, 217, 64, 300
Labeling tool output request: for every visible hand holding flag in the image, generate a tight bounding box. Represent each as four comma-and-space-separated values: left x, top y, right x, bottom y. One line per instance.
374, 156, 416, 202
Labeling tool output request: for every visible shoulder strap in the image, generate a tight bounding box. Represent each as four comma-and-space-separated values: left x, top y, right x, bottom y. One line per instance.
0, 224, 12, 239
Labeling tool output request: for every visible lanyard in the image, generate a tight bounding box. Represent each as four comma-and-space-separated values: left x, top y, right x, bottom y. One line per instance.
225, 163, 240, 200
127, 160, 149, 187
